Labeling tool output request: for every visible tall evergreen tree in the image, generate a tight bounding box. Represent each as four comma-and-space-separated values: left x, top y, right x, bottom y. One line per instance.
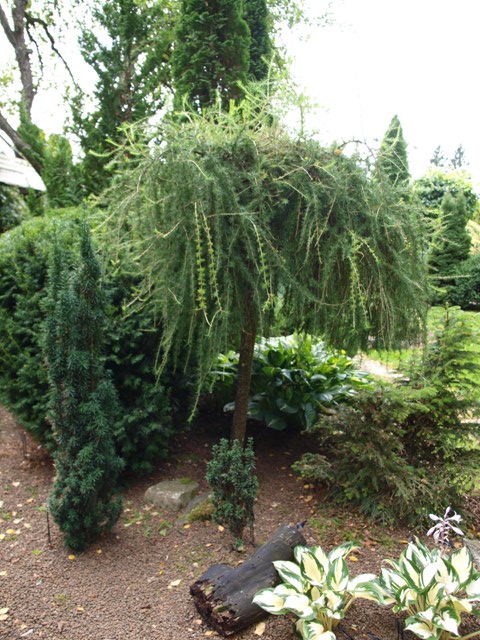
429, 191, 471, 287
244, 0, 272, 81
173, 0, 251, 111
375, 115, 410, 185
72, 0, 175, 195
46, 223, 123, 551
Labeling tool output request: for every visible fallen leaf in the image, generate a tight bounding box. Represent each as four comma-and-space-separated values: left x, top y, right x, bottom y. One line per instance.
399, 539, 410, 544
349, 555, 359, 562
205, 543, 212, 547
12, 482, 20, 487
168, 579, 181, 589
0, 501, 3, 508
304, 495, 313, 503
13, 519, 22, 524
31, 549, 43, 556
0, 614, 8, 622
68, 555, 76, 561
0, 534, 5, 541
204, 632, 214, 637
6, 529, 16, 535
0, 571, 7, 576
95, 549, 102, 554
76, 606, 84, 613
0, 607, 9, 614
23, 523, 31, 529
254, 621, 266, 636
195, 619, 203, 625
218, 525, 224, 532
183, 524, 190, 529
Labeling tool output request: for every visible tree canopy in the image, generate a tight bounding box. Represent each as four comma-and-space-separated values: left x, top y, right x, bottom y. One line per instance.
107, 95, 428, 442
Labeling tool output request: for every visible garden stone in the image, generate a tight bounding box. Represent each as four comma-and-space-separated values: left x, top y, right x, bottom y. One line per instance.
465, 538, 480, 569
144, 478, 199, 512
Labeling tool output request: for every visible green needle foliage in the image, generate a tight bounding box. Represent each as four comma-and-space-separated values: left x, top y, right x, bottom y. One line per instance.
107, 92, 428, 443
173, 0, 251, 111
375, 114, 410, 185
46, 223, 123, 551
206, 437, 258, 545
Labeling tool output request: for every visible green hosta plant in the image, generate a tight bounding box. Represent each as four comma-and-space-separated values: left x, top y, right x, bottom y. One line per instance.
253, 542, 383, 639
379, 537, 480, 640
213, 334, 371, 431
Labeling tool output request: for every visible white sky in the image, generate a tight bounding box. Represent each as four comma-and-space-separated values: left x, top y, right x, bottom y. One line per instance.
2, 0, 480, 188
283, 0, 480, 185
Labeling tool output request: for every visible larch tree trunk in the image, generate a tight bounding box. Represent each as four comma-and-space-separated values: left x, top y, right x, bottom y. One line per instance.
230, 291, 257, 446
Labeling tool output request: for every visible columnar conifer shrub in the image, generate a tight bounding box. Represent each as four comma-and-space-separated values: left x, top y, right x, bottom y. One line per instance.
46, 224, 123, 551
0, 209, 173, 472
206, 437, 258, 546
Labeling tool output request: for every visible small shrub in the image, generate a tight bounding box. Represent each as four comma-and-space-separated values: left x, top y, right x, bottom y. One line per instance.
293, 308, 480, 525
206, 437, 258, 546
211, 334, 371, 431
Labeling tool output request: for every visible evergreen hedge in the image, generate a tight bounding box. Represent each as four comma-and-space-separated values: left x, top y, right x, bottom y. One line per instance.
0, 208, 173, 473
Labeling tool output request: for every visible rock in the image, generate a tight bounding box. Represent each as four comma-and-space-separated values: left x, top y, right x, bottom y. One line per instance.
144, 478, 199, 512
177, 492, 213, 525
464, 538, 480, 569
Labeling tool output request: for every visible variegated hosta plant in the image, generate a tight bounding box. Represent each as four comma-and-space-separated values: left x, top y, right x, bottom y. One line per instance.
252, 542, 383, 640
379, 537, 480, 640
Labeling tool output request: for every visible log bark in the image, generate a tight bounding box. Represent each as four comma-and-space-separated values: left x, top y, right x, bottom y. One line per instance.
190, 523, 306, 636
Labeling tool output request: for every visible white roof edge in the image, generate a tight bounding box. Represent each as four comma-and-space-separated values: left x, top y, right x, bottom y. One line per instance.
0, 156, 46, 191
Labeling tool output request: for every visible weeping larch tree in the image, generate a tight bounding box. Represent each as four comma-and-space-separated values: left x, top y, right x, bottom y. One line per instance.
108, 94, 428, 445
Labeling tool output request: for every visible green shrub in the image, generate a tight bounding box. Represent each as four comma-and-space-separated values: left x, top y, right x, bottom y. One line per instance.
0, 184, 30, 233
206, 437, 258, 546
293, 308, 480, 526
46, 224, 123, 551
0, 208, 173, 473
449, 253, 480, 310
211, 334, 371, 431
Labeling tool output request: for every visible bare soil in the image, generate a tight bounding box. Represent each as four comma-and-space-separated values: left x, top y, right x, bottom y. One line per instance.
0, 404, 479, 640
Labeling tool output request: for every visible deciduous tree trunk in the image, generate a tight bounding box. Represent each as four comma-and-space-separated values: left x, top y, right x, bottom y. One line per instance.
190, 523, 306, 636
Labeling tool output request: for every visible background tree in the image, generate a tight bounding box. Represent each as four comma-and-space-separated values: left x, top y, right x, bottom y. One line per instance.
108, 97, 427, 446
71, 0, 175, 195
42, 134, 80, 207
428, 191, 471, 296
375, 114, 410, 185
172, 0, 251, 111
0, 0, 74, 175
414, 168, 478, 220
46, 222, 123, 551
244, 0, 272, 81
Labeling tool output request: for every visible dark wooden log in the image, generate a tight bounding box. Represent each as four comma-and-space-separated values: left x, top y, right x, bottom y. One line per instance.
190, 522, 306, 636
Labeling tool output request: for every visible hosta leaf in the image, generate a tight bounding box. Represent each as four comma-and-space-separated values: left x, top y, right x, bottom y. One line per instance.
252, 588, 287, 614
449, 546, 473, 584
328, 557, 349, 592
283, 593, 315, 619
449, 596, 472, 614
298, 620, 336, 640
466, 577, 480, 597
435, 608, 459, 635
420, 563, 439, 588
404, 621, 435, 640
313, 546, 330, 572
300, 551, 326, 587
401, 558, 421, 587
273, 560, 305, 592
329, 541, 357, 562
425, 582, 444, 607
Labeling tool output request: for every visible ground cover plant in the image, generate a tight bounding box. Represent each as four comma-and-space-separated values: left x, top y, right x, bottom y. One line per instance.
210, 334, 371, 431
